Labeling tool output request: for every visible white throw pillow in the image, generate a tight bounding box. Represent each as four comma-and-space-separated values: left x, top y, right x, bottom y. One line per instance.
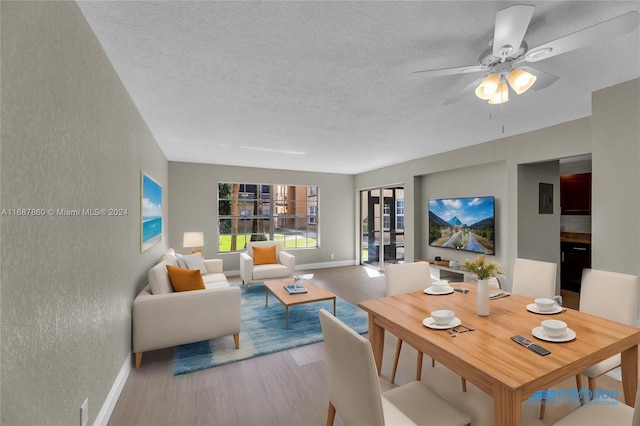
183, 253, 207, 275
149, 261, 174, 295
175, 253, 188, 268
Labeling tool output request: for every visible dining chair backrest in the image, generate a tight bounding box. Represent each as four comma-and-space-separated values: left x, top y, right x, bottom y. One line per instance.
580, 269, 639, 326
319, 309, 385, 426
511, 258, 557, 299
385, 262, 432, 296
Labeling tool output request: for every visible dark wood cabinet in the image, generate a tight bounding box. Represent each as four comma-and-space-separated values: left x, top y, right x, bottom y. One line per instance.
560, 173, 591, 215
561, 242, 591, 293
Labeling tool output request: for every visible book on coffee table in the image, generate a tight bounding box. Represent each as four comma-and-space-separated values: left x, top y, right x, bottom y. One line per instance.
284, 284, 308, 294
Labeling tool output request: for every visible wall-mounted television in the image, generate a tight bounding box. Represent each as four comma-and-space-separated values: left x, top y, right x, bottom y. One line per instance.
428, 196, 495, 255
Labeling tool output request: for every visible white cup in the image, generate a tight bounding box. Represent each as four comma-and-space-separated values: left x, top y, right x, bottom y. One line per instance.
535, 298, 556, 312
541, 319, 567, 338
431, 281, 452, 293
431, 310, 455, 326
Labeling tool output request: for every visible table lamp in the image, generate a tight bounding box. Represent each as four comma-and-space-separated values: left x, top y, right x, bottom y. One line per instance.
183, 232, 204, 255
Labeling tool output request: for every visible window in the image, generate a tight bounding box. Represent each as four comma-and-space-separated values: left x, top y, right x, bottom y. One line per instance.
396, 199, 404, 231
218, 183, 318, 253
308, 205, 318, 225
383, 203, 391, 231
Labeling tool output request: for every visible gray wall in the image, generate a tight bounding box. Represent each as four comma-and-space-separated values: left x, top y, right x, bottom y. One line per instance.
419, 161, 507, 267
168, 162, 355, 272
591, 79, 640, 274
517, 161, 561, 293
1, 2, 168, 425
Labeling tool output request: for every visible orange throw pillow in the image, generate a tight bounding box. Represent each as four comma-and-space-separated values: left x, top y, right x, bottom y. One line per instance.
252, 245, 278, 265
166, 265, 206, 292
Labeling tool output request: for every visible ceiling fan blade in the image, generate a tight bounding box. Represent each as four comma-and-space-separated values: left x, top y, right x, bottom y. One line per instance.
493, 5, 535, 58
519, 66, 559, 91
411, 65, 484, 77
443, 77, 484, 105
524, 11, 640, 63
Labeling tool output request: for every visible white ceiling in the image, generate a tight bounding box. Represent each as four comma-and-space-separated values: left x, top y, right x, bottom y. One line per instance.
77, 1, 640, 175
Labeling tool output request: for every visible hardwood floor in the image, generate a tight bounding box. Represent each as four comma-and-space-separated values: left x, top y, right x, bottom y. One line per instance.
108, 265, 624, 426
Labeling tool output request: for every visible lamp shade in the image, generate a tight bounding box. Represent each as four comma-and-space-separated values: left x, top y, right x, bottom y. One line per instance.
488, 82, 509, 104
507, 68, 537, 95
183, 232, 204, 248
475, 74, 500, 100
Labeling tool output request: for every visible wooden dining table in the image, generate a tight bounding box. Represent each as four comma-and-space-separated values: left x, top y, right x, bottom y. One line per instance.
358, 282, 640, 426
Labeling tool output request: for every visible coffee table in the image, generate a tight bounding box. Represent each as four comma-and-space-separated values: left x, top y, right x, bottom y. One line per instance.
264, 279, 336, 329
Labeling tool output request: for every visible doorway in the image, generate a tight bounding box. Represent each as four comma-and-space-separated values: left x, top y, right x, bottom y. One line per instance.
360, 186, 404, 270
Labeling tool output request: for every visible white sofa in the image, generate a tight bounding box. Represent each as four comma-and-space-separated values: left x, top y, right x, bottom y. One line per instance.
239, 241, 295, 291
132, 249, 241, 369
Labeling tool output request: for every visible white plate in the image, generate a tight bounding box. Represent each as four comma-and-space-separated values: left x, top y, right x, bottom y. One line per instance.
424, 286, 454, 295
422, 317, 461, 329
532, 326, 576, 342
526, 304, 563, 315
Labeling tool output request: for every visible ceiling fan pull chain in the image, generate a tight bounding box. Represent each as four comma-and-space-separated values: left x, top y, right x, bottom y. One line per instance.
501, 102, 505, 133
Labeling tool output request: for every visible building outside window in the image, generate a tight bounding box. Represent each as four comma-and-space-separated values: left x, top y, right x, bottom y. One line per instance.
218, 183, 318, 253
396, 199, 404, 232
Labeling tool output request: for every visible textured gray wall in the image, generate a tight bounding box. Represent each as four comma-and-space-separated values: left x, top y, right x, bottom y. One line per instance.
591, 79, 640, 274
420, 161, 507, 267
1, 2, 168, 424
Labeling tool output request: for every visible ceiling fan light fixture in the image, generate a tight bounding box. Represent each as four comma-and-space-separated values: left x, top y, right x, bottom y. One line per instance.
488, 82, 509, 104
507, 68, 537, 94
475, 73, 500, 100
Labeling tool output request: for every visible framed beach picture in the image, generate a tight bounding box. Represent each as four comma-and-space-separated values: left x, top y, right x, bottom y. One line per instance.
141, 171, 163, 252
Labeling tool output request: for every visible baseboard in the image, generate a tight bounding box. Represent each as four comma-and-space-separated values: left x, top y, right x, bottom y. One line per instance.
296, 260, 357, 270
94, 355, 131, 425
224, 260, 357, 277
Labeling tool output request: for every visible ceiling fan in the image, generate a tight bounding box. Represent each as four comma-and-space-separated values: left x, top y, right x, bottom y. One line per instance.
413, 5, 640, 105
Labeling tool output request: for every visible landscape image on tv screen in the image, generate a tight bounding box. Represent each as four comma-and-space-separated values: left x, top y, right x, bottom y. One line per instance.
428, 196, 495, 255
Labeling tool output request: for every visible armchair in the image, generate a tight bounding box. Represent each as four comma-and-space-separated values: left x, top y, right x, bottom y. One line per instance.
239, 241, 295, 291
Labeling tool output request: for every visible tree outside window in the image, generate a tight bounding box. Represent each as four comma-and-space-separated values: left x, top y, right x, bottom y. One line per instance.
218, 183, 318, 253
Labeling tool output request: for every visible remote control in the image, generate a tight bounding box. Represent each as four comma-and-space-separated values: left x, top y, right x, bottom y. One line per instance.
511, 335, 551, 356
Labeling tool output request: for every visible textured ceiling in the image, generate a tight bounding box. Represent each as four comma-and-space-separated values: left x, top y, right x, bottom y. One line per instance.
77, 1, 640, 174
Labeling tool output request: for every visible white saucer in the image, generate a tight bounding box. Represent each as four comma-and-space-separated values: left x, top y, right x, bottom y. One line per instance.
532, 326, 576, 342
526, 304, 563, 315
424, 286, 454, 295
423, 317, 461, 329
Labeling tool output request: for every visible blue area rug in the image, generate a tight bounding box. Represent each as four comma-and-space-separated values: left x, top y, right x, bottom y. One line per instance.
173, 283, 368, 375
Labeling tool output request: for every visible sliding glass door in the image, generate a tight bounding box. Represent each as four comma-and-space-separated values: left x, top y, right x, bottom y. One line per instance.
360, 186, 404, 270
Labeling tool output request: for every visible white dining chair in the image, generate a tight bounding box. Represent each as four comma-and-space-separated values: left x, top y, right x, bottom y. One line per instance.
541, 268, 639, 419
319, 309, 471, 426
576, 269, 639, 401
385, 262, 468, 391
511, 258, 557, 299
552, 382, 640, 425
385, 262, 432, 384
509, 258, 557, 420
